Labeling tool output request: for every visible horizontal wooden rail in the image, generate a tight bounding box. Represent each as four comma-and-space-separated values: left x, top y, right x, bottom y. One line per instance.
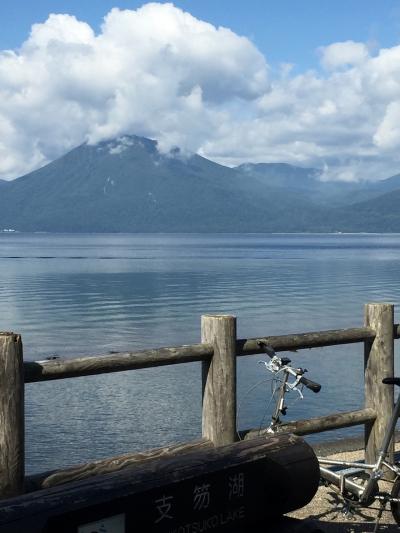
236, 327, 377, 356
24, 344, 213, 383
242, 408, 377, 440
25, 325, 383, 384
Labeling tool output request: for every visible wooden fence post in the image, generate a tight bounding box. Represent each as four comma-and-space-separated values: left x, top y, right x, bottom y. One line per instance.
201, 315, 237, 446
364, 303, 394, 465
0, 333, 24, 498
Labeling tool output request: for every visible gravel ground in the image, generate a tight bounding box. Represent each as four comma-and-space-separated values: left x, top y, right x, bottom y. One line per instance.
287, 440, 400, 532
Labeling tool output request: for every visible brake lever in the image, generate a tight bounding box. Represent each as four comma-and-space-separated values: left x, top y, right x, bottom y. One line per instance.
286, 375, 304, 399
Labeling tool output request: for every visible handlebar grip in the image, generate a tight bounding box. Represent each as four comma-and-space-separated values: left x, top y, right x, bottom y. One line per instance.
299, 376, 321, 393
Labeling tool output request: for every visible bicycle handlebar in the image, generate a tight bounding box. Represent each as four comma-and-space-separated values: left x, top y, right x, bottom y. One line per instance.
299, 375, 321, 393
258, 340, 321, 393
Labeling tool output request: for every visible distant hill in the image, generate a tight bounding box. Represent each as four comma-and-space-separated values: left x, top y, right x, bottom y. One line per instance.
1, 135, 400, 232
366, 173, 400, 194
332, 188, 400, 232
234, 162, 391, 207
236, 163, 320, 191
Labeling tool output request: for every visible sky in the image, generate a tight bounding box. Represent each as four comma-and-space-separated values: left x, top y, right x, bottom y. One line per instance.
1, 1, 400, 181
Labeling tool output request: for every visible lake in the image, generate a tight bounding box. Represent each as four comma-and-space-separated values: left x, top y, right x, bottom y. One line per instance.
0, 232, 399, 474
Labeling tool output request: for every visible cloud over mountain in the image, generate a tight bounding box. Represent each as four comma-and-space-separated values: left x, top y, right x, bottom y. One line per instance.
0, 3, 268, 179
207, 40, 400, 182
1, 2, 400, 182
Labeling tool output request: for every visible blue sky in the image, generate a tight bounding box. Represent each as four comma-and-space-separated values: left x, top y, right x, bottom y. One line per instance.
2, 1, 400, 181
2, 1, 400, 72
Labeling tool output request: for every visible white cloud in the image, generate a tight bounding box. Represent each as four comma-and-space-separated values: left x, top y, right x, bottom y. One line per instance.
203, 42, 400, 181
374, 101, 400, 150
1, 4, 400, 182
319, 40, 369, 70
26, 13, 95, 48
0, 3, 268, 178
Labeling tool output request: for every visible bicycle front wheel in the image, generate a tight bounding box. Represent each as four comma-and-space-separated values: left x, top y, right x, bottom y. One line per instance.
390, 477, 400, 525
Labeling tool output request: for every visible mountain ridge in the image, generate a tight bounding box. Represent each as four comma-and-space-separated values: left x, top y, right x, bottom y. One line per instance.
1, 135, 400, 233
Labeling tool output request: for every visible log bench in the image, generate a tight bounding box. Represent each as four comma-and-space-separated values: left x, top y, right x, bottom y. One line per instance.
0, 434, 321, 532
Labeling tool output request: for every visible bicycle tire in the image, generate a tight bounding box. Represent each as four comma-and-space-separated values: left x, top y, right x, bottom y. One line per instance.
390, 476, 400, 525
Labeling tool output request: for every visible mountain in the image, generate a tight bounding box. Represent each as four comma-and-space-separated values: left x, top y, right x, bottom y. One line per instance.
331, 188, 400, 232
236, 164, 400, 207
235, 162, 383, 207
1, 135, 400, 233
236, 163, 320, 191
0, 136, 328, 233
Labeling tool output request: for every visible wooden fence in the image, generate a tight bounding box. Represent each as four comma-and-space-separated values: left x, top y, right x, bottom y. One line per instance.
0, 302, 398, 499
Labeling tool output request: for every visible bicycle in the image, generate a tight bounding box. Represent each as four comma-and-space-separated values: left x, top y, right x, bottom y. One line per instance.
254, 340, 400, 529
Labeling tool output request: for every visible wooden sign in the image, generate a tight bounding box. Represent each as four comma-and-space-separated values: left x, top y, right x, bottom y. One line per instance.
0, 435, 320, 533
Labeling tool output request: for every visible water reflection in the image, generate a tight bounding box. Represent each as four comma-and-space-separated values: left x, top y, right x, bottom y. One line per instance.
1, 233, 400, 473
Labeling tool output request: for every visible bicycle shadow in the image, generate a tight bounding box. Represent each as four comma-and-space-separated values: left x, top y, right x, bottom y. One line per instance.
315, 522, 399, 532
290, 486, 398, 532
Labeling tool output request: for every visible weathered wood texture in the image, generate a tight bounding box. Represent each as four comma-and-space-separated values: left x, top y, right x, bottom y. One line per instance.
25, 439, 212, 491
242, 408, 376, 440
364, 303, 395, 465
202, 315, 237, 446
237, 327, 376, 356
0, 435, 320, 533
0, 333, 24, 498
24, 325, 385, 385
23, 324, 394, 384
23, 344, 213, 383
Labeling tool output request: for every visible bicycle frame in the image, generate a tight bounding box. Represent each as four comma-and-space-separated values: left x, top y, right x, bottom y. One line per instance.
269, 371, 290, 430
319, 386, 400, 505
257, 342, 400, 525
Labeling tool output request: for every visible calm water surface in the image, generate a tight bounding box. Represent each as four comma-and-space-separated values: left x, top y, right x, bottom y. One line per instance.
1, 233, 399, 473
